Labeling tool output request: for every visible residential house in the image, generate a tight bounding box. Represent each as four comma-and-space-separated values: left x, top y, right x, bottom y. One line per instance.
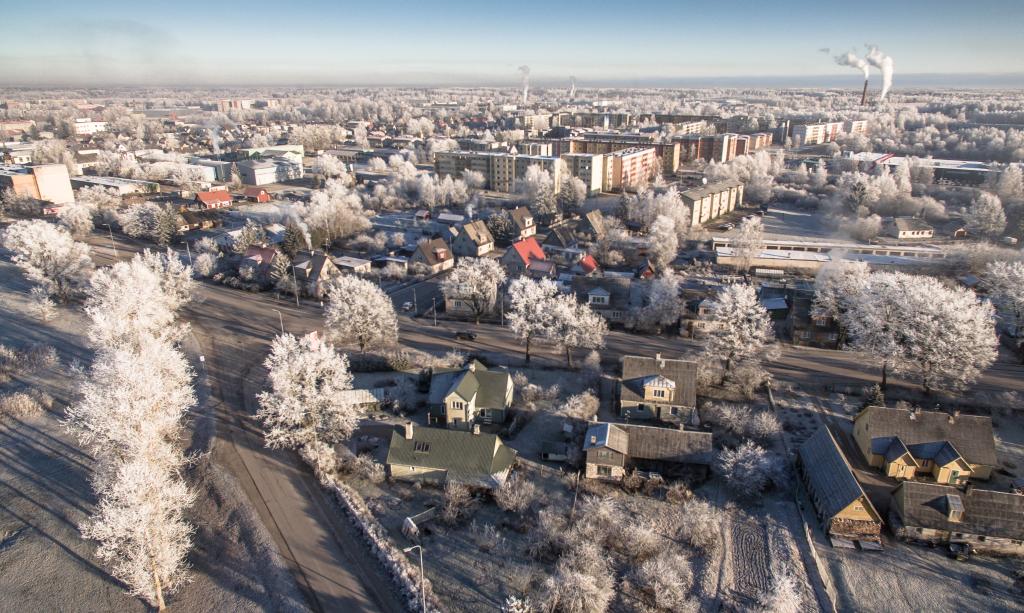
543, 225, 578, 251
570, 254, 600, 277
501, 237, 552, 278
410, 238, 455, 274
890, 482, 1024, 555
427, 360, 514, 430
787, 283, 840, 348
195, 190, 233, 209
452, 219, 495, 257
243, 246, 277, 276
570, 276, 640, 324
385, 422, 517, 490
884, 217, 934, 240
292, 250, 340, 297
576, 209, 606, 241
619, 354, 698, 423
243, 186, 271, 203
798, 427, 883, 545
179, 210, 221, 232
583, 422, 712, 480
510, 206, 537, 240
683, 298, 726, 338
333, 256, 372, 275
852, 406, 997, 484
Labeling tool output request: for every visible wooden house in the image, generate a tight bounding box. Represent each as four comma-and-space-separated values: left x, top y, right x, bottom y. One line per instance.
583, 422, 711, 481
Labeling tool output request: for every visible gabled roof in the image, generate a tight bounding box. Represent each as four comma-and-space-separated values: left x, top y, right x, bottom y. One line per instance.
894, 481, 1024, 541
243, 186, 268, 198
459, 219, 494, 246
799, 427, 881, 522
511, 206, 534, 230
574, 254, 599, 275
292, 250, 334, 284
620, 355, 697, 408
890, 217, 933, 233
544, 225, 577, 249
584, 422, 712, 464
244, 246, 276, 266
856, 406, 997, 467
415, 238, 453, 266
579, 210, 605, 237
571, 276, 634, 310
386, 426, 517, 482
507, 237, 545, 266
196, 191, 232, 206
430, 361, 511, 410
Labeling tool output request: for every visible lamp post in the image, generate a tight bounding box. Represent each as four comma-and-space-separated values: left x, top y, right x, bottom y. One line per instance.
271, 309, 285, 335
402, 545, 426, 613
102, 223, 117, 258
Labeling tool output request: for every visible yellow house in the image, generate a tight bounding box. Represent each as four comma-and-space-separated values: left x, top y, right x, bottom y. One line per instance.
853, 406, 996, 485
798, 427, 883, 545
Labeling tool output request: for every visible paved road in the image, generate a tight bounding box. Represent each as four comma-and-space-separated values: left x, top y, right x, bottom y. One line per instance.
84, 235, 405, 613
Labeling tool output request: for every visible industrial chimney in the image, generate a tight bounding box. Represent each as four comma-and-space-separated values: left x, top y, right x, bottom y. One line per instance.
860, 79, 869, 106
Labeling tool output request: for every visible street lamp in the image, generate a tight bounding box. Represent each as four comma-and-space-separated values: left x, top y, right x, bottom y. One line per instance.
271, 309, 285, 335
102, 223, 117, 258
402, 545, 426, 613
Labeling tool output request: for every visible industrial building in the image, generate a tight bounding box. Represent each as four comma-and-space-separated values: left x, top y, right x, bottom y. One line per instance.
0, 163, 75, 206
70, 175, 160, 195
237, 158, 303, 186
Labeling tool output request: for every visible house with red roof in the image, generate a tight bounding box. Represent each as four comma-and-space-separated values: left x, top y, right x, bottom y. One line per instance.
571, 254, 600, 277
195, 190, 233, 209
500, 237, 552, 277
243, 187, 270, 203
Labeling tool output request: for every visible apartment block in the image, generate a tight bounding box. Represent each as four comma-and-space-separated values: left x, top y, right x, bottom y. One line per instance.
607, 147, 657, 192
433, 151, 562, 194
791, 121, 845, 146
560, 153, 606, 194
73, 118, 108, 136
681, 180, 745, 228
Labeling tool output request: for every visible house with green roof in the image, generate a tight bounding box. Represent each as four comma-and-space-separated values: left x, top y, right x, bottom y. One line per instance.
385, 422, 517, 489
427, 361, 514, 430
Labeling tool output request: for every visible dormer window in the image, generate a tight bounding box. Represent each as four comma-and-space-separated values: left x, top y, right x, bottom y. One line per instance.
590, 295, 608, 305
653, 389, 666, 398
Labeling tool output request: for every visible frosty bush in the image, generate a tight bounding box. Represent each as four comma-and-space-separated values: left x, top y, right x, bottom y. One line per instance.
441, 481, 476, 524
559, 392, 599, 421
716, 440, 785, 497
469, 520, 505, 553
29, 286, 57, 321
193, 252, 218, 278
527, 508, 569, 561
349, 453, 386, 484
494, 472, 537, 514
0, 392, 44, 418
541, 542, 615, 613
629, 549, 696, 612
676, 498, 725, 552
665, 482, 693, 504
758, 574, 802, 613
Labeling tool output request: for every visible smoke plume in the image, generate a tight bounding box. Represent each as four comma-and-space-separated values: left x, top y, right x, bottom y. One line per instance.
569, 76, 576, 100
518, 65, 530, 104
835, 51, 870, 80
865, 45, 894, 101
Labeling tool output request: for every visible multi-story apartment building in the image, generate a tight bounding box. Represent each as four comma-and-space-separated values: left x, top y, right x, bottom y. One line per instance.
72, 118, 108, 136
607, 147, 657, 192
681, 180, 744, 228
560, 153, 606, 194
843, 120, 868, 136
433, 151, 563, 194
566, 135, 680, 176
791, 121, 845, 146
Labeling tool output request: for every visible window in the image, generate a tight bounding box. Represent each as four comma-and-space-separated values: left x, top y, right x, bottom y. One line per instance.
597, 466, 612, 477
414, 442, 430, 453
589, 295, 608, 305
652, 389, 666, 398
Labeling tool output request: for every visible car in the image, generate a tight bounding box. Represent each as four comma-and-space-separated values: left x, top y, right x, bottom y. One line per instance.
454, 331, 477, 341
718, 222, 735, 230
402, 301, 414, 311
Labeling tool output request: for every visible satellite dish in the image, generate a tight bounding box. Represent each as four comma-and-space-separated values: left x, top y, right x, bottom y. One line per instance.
702, 177, 708, 185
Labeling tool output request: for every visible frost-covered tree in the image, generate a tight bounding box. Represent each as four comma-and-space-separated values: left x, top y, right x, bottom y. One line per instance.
324, 275, 398, 352
983, 260, 1024, 337
301, 179, 371, 244
541, 542, 615, 613
812, 260, 869, 347
964, 192, 1007, 238
232, 218, 267, 254
507, 277, 559, 363
485, 209, 516, 242
257, 332, 361, 472
647, 215, 679, 272
549, 293, 607, 369
732, 216, 765, 273
629, 549, 695, 612
58, 200, 96, 237
634, 270, 683, 332
557, 175, 587, 213
85, 250, 194, 349
440, 257, 507, 324
703, 284, 774, 378
1, 219, 92, 302
842, 271, 997, 392
80, 455, 195, 611
313, 153, 348, 178
515, 165, 557, 216
716, 440, 783, 497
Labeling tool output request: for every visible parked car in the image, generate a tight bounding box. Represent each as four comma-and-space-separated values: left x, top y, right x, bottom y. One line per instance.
454, 331, 477, 341
718, 222, 735, 230
402, 301, 414, 311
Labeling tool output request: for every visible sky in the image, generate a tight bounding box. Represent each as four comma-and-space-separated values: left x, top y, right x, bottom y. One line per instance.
1, 0, 1023, 88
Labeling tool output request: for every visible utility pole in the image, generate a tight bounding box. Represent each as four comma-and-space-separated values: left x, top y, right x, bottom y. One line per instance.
291, 265, 300, 307
272, 309, 285, 335
432, 296, 437, 327
402, 545, 426, 613
184, 240, 193, 265
103, 224, 117, 258
413, 287, 418, 313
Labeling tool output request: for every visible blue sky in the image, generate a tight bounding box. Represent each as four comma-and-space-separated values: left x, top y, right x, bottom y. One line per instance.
1, 0, 1022, 86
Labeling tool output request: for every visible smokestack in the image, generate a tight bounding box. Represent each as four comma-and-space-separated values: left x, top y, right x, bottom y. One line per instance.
518, 65, 530, 105
860, 79, 869, 106
569, 76, 577, 100
865, 45, 895, 101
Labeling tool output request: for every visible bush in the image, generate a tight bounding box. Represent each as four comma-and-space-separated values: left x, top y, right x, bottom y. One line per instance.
559, 392, 599, 421
665, 482, 693, 504
527, 508, 568, 561
677, 498, 725, 552
349, 453, 386, 484
0, 392, 44, 418
494, 473, 537, 514
716, 440, 785, 498
748, 411, 782, 442
469, 520, 505, 553
629, 549, 695, 612
758, 574, 802, 613
581, 350, 602, 385
385, 349, 414, 371
541, 542, 615, 613
441, 482, 476, 524
615, 522, 665, 562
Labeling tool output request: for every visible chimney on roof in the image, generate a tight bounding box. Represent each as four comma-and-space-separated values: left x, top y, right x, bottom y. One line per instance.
404, 421, 414, 440
468, 361, 476, 372
472, 423, 480, 435
948, 413, 955, 425
590, 434, 597, 445
908, 411, 916, 421
655, 353, 664, 368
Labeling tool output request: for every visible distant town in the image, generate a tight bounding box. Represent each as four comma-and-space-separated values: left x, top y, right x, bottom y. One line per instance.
2, 75, 1024, 613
